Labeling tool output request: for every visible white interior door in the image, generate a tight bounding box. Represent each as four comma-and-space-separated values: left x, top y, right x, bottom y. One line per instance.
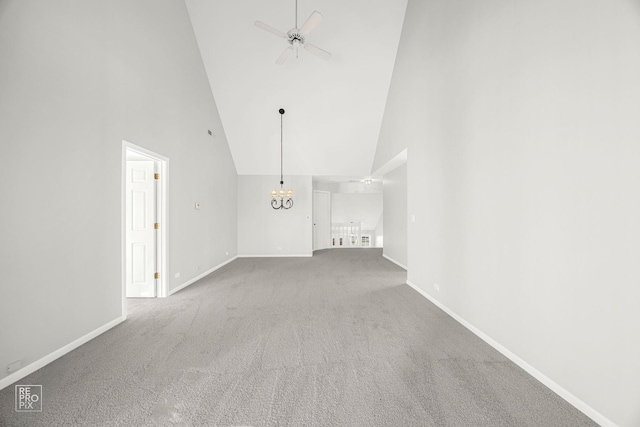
313, 190, 331, 251
126, 160, 156, 297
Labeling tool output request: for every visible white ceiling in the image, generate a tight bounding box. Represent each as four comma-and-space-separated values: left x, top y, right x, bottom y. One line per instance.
185, 0, 407, 176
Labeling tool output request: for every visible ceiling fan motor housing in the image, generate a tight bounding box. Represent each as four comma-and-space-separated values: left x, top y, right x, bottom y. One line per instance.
287, 29, 306, 46
254, 8, 330, 64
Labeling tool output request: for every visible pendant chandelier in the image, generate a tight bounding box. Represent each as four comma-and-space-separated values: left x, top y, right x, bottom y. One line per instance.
271, 108, 294, 209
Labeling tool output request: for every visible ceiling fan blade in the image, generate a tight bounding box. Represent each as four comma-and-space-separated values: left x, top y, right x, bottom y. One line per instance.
304, 43, 331, 61
299, 11, 323, 35
276, 47, 293, 65
255, 21, 287, 38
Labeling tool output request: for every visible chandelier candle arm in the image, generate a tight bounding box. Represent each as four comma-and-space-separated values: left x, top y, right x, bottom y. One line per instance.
271, 108, 294, 210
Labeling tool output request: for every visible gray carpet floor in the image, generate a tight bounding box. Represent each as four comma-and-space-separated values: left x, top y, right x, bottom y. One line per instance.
0, 249, 596, 426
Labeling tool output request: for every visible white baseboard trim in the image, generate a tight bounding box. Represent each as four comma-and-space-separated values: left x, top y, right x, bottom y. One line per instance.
0, 316, 125, 391
382, 254, 407, 270
169, 256, 238, 296
237, 254, 312, 258
404, 280, 617, 427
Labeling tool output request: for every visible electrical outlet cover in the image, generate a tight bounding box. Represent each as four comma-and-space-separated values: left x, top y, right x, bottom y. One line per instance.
7, 360, 21, 373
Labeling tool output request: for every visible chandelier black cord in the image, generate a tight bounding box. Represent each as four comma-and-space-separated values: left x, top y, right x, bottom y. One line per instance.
280, 110, 283, 187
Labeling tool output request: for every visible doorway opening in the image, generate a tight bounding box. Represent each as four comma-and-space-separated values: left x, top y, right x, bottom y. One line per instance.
122, 141, 169, 312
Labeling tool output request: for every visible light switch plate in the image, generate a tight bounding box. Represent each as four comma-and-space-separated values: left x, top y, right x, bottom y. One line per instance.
195, 202, 201, 210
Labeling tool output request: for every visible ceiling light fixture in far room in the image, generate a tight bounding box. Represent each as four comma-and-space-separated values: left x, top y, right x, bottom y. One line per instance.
364, 178, 373, 185
255, 0, 331, 65
271, 108, 294, 210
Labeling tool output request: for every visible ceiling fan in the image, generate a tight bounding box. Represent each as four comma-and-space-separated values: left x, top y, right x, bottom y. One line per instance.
255, 0, 331, 65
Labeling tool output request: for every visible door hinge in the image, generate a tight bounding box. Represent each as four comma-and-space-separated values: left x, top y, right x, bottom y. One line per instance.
154, 272, 160, 279
154, 223, 160, 229
154, 173, 160, 180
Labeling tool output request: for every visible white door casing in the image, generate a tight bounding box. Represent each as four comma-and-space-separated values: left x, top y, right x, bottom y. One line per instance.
313, 190, 331, 251
126, 160, 156, 297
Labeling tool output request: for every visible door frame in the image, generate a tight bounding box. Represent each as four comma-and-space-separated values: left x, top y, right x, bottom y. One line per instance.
121, 141, 169, 315
313, 190, 331, 251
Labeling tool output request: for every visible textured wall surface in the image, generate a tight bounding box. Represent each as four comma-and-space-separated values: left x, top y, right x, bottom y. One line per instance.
0, 0, 237, 385
375, 0, 640, 425
238, 175, 312, 256
383, 163, 407, 267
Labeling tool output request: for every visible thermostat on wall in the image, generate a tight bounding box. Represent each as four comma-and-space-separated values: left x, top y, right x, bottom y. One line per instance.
195, 202, 201, 210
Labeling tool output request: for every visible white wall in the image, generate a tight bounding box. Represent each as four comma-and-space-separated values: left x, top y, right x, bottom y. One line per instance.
313, 180, 383, 194
375, 0, 640, 426
0, 0, 237, 386
331, 193, 383, 230
313, 180, 334, 193
335, 181, 383, 194
238, 175, 313, 256
383, 164, 407, 268
374, 215, 384, 248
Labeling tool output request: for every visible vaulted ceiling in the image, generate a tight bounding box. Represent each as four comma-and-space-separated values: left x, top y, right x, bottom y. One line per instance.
185, 0, 408, 177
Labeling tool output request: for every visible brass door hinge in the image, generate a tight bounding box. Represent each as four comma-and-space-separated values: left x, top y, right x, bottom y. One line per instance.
154, 272, 160, 279
154, 223, 160, 229
154, 173, 160, 180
